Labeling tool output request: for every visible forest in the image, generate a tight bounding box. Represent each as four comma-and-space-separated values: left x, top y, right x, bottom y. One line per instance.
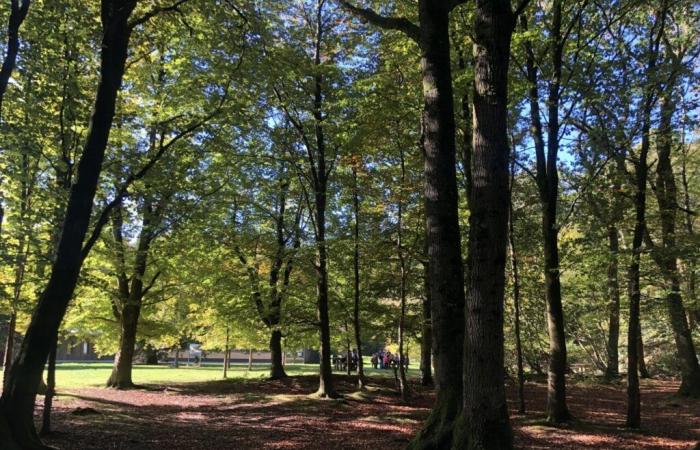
0, 0, 699, 449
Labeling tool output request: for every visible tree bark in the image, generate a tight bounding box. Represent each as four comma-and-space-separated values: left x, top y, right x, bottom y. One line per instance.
0, 2, 136, 447
627, 3, 667, 428
40, 339, 57, 436
107, 305, 140, 389
651, 91, 700, 396
223, 326, 230, 379
520, 7, 570, 422
269, 330, 286, 380
452, 1, 515, 448
509, 161, 526, 414
0, 0, 30, 118
351, 166, 365, 389
420, 254, 433, 387
605, 225, 621, 379
397, 147, 409, 401
248, 349, 253, 371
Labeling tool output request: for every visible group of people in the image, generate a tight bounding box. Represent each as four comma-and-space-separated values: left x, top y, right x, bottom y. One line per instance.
370, 350, 408, 370
332, 349, 359, 372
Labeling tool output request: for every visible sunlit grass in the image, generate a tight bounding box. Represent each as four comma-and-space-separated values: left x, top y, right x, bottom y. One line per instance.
46, 360, 421, 389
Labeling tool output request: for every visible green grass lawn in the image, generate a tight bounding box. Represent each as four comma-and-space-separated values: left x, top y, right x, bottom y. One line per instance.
48, 361, 421, 389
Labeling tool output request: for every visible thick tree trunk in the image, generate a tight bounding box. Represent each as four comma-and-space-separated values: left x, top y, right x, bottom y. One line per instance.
351, 167, 365, 389
408, 3, 466, 448
0, 3, 135, 447
269, 329, 287, 379
605, 226, 621, 379
107, 305, 140, 389
452, 1, 515, 448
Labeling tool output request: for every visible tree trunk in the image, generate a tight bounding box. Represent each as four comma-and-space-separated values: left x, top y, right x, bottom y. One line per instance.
605, 228, 621, 380
351, 166, 365, 389
1, 313, 16, 390
107, 305, 140, 389
653, 92, 700, 396
397, 147, 410, 401
174, 347, 179, 369
223, 327, 230, 379
521, 7, 570, 423
0, 0, 30, 118
248, 349, 253, 371
420, 255, 433, 387
408, 3, 466, 448
0, 3, 136, 447
40, 340, 57, 436
452, 1, 515, 448
509, 161, 525, 414
627, 2, 667, 429
637, 321, 650, 379
269, 329, 287, 379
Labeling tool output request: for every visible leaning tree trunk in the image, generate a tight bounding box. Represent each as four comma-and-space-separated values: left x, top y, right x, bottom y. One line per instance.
0, 2, 136, 447
107, 304, 140, 389
452, 1, 515, 448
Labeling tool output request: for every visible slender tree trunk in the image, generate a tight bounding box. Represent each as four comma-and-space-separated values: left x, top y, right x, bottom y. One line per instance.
453, 1, 515, 448
174, 347, 179, 369
2, 313, 16, 389
223, 326, 230, 379
627, 2, 667, 429
637, 321, 650, 378
605, 226, 621, 379
0, 0, 30, 118
0, 3, 136, 447
248, 349, 253, 371
521, 7, 570, 423
107, 305, 140, 389
397, 147, 410, 400
40, 340, 56, 436
420, 255, 433, 387
653, 92, 700, 396
351, 166, 365, 389
509, 162, 525, 414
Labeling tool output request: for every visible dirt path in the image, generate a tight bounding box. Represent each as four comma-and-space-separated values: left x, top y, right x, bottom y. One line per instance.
39, 376, 699, 449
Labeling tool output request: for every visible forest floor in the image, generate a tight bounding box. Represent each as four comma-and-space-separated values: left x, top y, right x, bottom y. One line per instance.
38, 371, 700, 449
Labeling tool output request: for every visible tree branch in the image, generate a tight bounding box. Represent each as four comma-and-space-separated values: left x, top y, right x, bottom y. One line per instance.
337, 1, 420, 43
